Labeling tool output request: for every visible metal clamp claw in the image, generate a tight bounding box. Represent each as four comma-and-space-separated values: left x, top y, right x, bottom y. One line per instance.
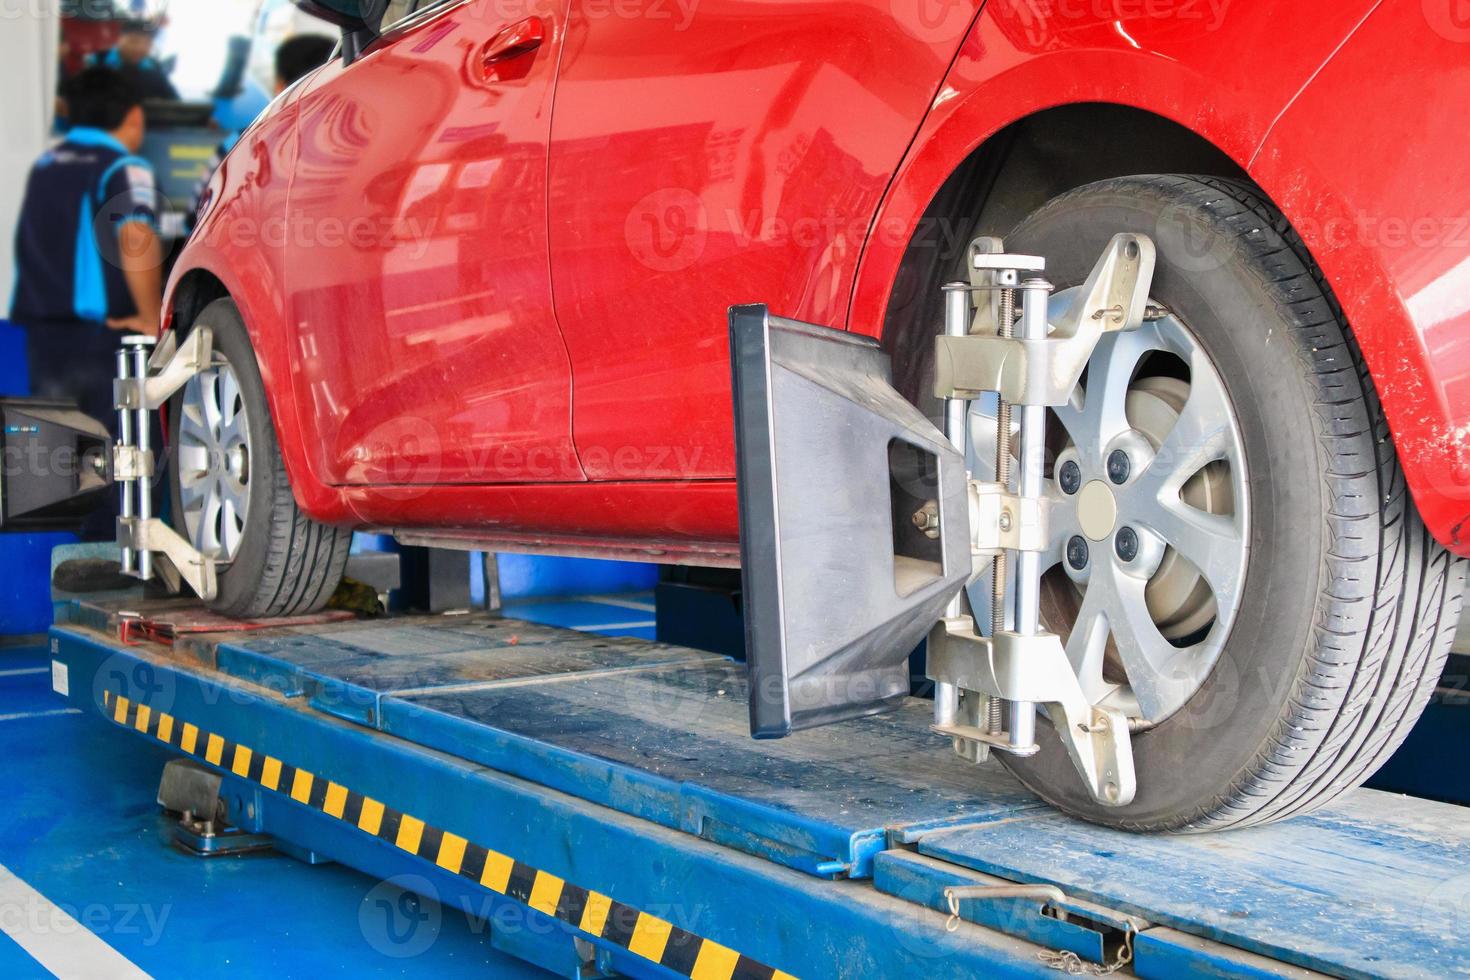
928, 616, 1136, 806
969, 480, 1048, 560
933, 234, 1156, 407
113, 327, 214, 413
113, 326, 219, 599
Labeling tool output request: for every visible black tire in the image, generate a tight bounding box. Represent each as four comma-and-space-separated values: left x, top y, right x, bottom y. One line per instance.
994, 175, 1465, 831
168, 297, 350, 618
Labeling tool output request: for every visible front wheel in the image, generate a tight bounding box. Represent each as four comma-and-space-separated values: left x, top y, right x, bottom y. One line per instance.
979, 175, 1464, 831
168, 297, 350, 617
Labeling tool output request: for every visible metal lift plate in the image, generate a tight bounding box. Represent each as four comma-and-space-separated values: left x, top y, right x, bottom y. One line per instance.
916, 793, 1470, 978
380, 661, 1042, 878
209, 618, 725, 727
106, 605, 1047, 879
149, 611, 1039, 878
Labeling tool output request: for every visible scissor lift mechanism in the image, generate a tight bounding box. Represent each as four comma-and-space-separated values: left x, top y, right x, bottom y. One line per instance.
49, 590, 1470, 979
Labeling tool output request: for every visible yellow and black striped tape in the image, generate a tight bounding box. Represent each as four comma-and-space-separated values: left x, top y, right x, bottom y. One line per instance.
102, 690, 794, 980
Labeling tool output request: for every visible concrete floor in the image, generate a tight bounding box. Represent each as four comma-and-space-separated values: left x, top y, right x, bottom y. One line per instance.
0, 593, 656, 977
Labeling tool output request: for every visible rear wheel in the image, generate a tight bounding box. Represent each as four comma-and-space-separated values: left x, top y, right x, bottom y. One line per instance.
965, 175, 1464, 830
168, 297, 350, 617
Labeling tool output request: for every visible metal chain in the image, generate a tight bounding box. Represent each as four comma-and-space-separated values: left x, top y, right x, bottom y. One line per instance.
1037, 925, 1135, 976
945, 887, 1136, 975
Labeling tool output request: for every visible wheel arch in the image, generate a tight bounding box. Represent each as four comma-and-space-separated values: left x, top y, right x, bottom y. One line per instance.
852, 86, 1470, 556
865, 103, 1249, 406
167, 268, 231, 339
163, 259, 351, 522
851, 0, 1470, 554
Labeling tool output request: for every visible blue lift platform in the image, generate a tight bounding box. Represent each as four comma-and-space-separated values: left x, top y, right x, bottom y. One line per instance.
47, 590, 1470, 979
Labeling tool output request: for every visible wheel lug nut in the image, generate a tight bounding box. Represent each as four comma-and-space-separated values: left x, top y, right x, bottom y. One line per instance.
1107, 450, 1130, 485
1059, 460, 1081, 494
1115, 526, 1139, 562
1066, 535, 1089, 571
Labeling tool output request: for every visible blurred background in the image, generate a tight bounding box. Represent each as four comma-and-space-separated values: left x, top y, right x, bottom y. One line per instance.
0, 1, 348, 633
3, 1, 334, 301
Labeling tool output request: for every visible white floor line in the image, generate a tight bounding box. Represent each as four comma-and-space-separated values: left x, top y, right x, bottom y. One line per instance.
580, 595, 658, 613
0, 708, 81, 723
572, 621, 657, 633
0, 668, 48, 678
0, 862, 152, 979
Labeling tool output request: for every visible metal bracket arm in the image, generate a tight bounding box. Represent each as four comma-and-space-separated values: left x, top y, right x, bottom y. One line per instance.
971, 251, 1047, 274
112, 445, 154, 482
933, 234, 1156, 406
114, 327, 214, 412
117, 517, 218, 600
969, 480, 1047, 560
114, 326, 218, 598
928, 617, 1136, 807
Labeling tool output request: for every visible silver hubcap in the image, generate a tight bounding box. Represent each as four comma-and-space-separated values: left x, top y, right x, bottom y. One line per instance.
178, 361, 252, 561
967, 289, 1249, 726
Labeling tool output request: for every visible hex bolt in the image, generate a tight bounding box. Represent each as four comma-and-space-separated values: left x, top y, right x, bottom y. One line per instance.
1107, 449, 1130, 485
1058, 459, 1081, 494
1066, 535, 1089, 571
912, 501, 941, 539
1115, 526, 1139, 562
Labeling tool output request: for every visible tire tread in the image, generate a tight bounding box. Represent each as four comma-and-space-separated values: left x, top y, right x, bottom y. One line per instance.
1021, 175, 1464, 830
178, 298, 350, 619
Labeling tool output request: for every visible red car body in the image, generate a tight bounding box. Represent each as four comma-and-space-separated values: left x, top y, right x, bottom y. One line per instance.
172, 0, 1470, 562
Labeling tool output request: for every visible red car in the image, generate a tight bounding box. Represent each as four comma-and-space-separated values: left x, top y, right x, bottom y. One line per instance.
166, 0, 1470, 830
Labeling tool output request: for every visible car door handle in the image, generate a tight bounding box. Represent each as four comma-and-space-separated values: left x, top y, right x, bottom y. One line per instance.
480, 17, 545, 67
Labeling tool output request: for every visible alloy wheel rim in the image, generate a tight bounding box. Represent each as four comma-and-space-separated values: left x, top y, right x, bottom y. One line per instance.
966, 288, 1250, 726
178, 360, 253, 561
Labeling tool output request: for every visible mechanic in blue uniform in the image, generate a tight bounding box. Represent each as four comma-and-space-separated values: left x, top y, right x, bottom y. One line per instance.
85, 19, 178, 102
11, 66, 163, 451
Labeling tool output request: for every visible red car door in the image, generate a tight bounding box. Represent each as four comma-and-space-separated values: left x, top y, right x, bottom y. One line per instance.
546, 0, 982, 480
286, 0, 583, 486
